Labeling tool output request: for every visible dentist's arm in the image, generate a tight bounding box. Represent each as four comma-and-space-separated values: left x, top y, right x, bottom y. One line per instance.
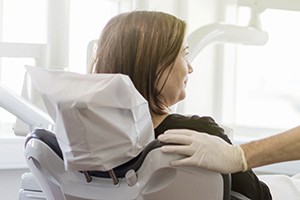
158, 126, 300, 173
241, 126, 300, 169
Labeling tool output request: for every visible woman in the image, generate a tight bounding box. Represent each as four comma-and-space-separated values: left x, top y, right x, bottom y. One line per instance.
91, 10, 272, 200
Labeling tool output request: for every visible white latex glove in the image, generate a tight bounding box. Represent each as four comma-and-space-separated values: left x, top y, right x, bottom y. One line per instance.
158, 129, 248, 174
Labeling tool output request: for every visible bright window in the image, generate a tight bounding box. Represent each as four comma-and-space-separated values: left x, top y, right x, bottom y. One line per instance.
2, 0, 47, 43
0, 0, 47, 137
69, 0, 118, 73
226, 7, 300, 139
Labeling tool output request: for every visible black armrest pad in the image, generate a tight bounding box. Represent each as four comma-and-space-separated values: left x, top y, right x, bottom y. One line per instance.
25, 129, 164, 178
25, 129, 63, 159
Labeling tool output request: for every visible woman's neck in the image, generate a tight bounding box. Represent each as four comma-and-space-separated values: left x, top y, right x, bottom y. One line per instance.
150, 112, 169, 129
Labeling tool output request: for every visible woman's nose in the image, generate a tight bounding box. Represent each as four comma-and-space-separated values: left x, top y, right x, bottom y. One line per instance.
187, 62, 193, 73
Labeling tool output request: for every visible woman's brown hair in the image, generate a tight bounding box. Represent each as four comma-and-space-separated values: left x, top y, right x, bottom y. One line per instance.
91, 11, 186, 115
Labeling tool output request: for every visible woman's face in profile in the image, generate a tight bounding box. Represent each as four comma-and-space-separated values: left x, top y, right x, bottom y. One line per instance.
157, 42, 193, 107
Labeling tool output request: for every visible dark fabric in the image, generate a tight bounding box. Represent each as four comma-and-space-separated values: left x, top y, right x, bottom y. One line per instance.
155, 113, 272, 200
26, 129, 165, 178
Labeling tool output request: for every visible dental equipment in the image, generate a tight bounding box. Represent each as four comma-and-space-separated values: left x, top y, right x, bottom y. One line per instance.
187, 2, 268, 63
187, 24, 268, 63
0, 83, 54, 131
239, 0, 300, 12
0, 42, 50, 135
23, 128, 231, 200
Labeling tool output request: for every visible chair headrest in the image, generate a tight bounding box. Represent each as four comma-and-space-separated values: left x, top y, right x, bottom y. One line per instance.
26, 65, 154, 171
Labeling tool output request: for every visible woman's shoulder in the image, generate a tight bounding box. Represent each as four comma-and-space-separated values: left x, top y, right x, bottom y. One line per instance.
163, 113, 219, 126
155, 113, 230, 143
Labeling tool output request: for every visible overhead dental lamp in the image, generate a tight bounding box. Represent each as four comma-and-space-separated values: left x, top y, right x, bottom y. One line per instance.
187, 4, 268, 63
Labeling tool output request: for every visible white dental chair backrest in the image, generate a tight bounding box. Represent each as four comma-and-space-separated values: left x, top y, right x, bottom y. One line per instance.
25, 128, 231, 200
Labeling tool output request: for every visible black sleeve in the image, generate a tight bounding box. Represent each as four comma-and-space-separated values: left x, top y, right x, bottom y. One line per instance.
154, 114, 272, 200
231, 171, 272, 200
154, 114, 231, 144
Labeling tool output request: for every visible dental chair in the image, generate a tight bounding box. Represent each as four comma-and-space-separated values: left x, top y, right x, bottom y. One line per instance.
24, 128, 231, 200
18, 66, 235, 200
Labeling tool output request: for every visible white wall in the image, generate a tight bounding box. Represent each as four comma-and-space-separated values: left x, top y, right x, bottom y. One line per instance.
0, 136, 28, 199
0, 168, 30, 200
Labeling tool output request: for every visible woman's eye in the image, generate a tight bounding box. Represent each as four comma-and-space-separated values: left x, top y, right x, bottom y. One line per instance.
185, 53, 189, 61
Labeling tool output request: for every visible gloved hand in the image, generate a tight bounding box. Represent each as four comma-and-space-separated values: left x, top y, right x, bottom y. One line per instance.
158, 129, 248, 174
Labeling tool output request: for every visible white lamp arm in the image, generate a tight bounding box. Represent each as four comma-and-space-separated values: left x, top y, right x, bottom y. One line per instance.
187, 23, 268, 63
0, 83, 54, 131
